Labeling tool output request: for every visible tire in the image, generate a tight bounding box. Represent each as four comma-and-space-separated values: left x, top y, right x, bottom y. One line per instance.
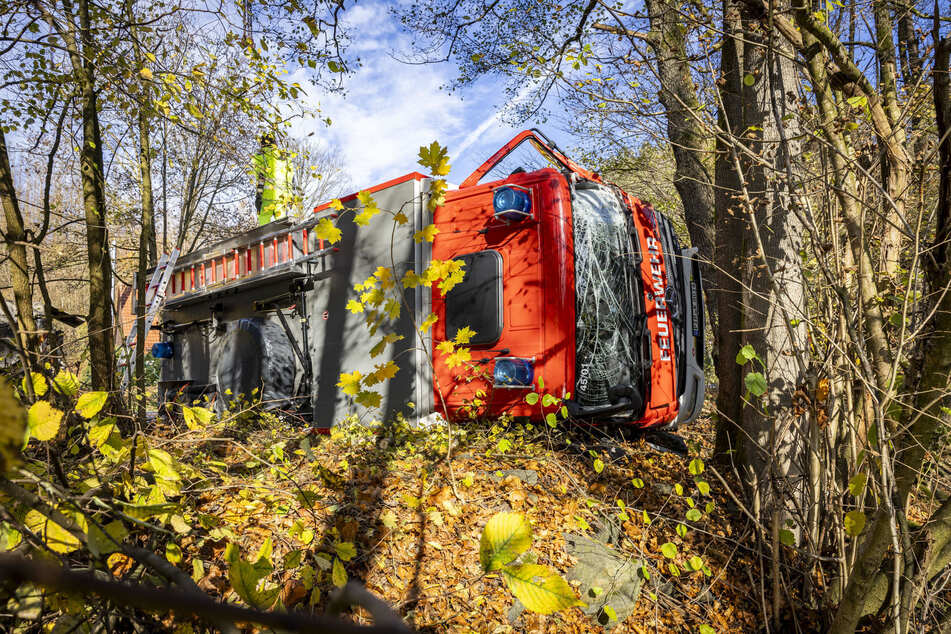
213, 318, 296, 413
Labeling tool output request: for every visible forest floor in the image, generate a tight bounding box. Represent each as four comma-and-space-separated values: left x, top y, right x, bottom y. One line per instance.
138, 398, 807, 633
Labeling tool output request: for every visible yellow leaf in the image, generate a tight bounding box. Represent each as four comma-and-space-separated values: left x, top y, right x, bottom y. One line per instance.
355, 390, 381, 408
401, 270, 422, 289
51, 370, 78, 397
436, 340, 455, 354
23, 372, 49, 397
329, 198, 344, 210
336, 371, 362, 396
501, 563, 585, 614
845, 510, 866, 537
479, 512, 532, 572
370, 334, 403, 358
393, 211, 408, 225
414, 224, 439, 243
27, 401, 63, 442
25, 509, 84, 554
454, 326, 476, 345
420, 313, 438, 332
139, 67, 153, 80
315, 217, 342, 244
346, 299, 364, 314
384, 298, 400, 320
354, 207, 379, 226
76, 391, 108, 419
182, 405, 214, 430
332, 557, 347, 588
446, 347, 472, 368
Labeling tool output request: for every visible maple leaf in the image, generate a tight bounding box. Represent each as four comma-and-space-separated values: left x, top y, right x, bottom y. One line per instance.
436, 340, 455, 354
356, 191, 375, 207
420, 313, 438, 332
370, 333, 403, 358
345, 300, 363, 314
447, 347, 472, 368
375, 266, 394, 289
384, 298, 401, 320
417, 141, 450, 174
401, 270, 421, 289
393, 211, 409, 225
414, 224, 439, 243
329, 198, 344, 210
454, 326, 476, 345
355, 390, 381, 408
373, 361, 399, 382
315, 217, 342, 244
354, 206, 379, 227
336, 371, 362, 396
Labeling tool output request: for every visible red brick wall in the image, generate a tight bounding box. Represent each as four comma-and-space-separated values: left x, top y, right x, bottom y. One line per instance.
114, 282, 162, 350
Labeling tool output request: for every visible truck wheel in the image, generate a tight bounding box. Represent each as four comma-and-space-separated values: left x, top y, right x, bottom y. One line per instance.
213, 318, 296, 414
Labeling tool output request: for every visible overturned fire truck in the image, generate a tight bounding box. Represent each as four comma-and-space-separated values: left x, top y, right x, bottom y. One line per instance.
153, 130, 705, 431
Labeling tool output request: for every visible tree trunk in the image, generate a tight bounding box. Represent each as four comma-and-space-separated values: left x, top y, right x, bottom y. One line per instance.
0, 127, 38, 370
643, 0, 718, 331
63, 0, 114, 391
133, 107, 155, 424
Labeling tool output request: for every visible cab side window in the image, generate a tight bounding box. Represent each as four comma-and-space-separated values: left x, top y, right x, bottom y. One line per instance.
445, 250, 504, 346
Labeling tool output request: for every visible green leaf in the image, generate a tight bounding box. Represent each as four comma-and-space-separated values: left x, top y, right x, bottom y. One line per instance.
745, 372, 768, 397
686, 508, 702, 522
25, 509, 84, 554
848, 473, 868, 497
192, 559, 204, 582
501, 563, 585, 614
334, 541, 356, 562
696, 480, 711, 496
148, 449, 180, 481
87, 520, 128, 557
0, 522, 21, 551
674, 483, 684, 496
225, 540, 278, 609
676, 523, 688, 538
603, 604, 617, 621
27, 401, 63, 442
545, 412, 558, 428
524, 392, 539, 405
689, 458, 705, 475
0, 380, 26, 473
51, 370, 78, 397
688, 556, 704, 571
22, 372, 48, 397
75, 391, 108, 419
779, 529, 795, 546
541, 394, 558, 407
660, 542, 678, 558
735, 344, 758, 365
844, 510, 866, 537
182, 405, 214, 430
743, 73, 756, 86
479, 512, 532, 572
593, 458, 604, 474
332, 557, 347, 587
700, 625, 717, 634
284, 549, 302, 569
631, 478, 644, 488
166, 542, 183, 564
87, 418, 116, 448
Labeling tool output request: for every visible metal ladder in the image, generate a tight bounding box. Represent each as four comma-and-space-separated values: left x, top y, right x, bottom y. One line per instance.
119, 250, 180, 389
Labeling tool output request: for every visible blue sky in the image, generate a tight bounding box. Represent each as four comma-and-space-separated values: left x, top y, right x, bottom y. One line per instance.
288, 1, 569, 188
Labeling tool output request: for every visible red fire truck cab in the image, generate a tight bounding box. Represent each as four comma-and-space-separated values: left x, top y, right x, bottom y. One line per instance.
432, 130, 705, 429
154, 130, 705, 431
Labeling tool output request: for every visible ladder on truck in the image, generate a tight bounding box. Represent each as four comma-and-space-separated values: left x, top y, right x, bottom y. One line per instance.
119, 250, 179, 388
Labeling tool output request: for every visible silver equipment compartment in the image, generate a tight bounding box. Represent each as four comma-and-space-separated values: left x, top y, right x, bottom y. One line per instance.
157, 175, 434, 428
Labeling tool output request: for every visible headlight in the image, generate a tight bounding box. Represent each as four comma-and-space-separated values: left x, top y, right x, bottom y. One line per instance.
493, 357, 534, 387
